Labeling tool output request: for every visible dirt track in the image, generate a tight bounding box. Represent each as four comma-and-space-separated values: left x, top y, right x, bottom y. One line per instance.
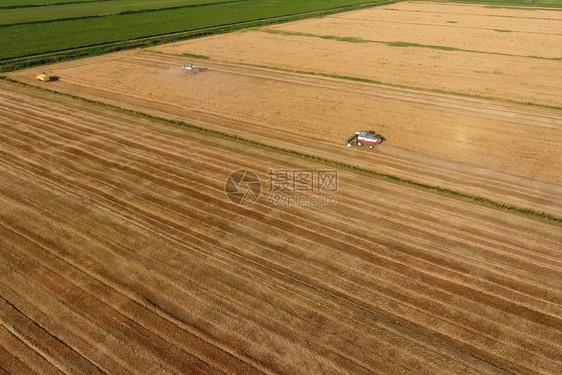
1, 82, 561, 374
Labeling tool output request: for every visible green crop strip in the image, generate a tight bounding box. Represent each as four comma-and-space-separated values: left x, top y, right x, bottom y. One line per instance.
385, 41, 457, 50
259, 29, 371, 43
2, 76, 560, 224
0, 0, 111, 11
426, 0, 562, 8
182, 53, 211, 60
0, 0, 257, 28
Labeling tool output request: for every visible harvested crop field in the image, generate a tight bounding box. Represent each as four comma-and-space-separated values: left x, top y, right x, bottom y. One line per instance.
1, 81, 561, 374
2, 1, 562, 373
9, 51, 562, 217
150, 2, 562, 107
152, 29, 562, 105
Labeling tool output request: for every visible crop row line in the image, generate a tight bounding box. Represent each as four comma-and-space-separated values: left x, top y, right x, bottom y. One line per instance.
436, 0, 562, 10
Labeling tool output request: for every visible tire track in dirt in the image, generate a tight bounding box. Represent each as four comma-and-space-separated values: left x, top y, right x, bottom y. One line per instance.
0, 296, 105, 374
4, 117, 560, 326
0, 242, 229, 375
0, 134, 498, 374
0, 201, 273, 374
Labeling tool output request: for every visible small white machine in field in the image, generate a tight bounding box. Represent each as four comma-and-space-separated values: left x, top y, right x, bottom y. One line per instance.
182, 64, 197, 74
347, 131, 385, 149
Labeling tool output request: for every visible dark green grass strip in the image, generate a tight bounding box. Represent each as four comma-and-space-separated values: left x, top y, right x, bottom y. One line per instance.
387, 41, 562, 61
182, 53, 211, 60
0, 0, 112, 11
424, 0, 562, 9
258, 29, 371, 43
2, 76, 560, 224
485, 5, 562, 10
385, 41, 458, 50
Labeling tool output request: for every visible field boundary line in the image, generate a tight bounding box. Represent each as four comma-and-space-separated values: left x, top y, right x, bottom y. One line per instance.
416, 0, 562, 9
1, 76, 560, 224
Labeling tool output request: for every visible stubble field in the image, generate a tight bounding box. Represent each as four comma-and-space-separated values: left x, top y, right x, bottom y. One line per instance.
1, 80, 561, 374
2, 1, 562, 374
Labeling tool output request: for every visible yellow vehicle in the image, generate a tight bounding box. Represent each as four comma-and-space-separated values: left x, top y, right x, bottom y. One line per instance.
36, 73, 54, 82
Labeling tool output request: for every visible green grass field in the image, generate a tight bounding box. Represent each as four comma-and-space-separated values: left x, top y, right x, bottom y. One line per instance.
0, 0, 385, 61
0, 0, 239, 25
0, 0, 100, 8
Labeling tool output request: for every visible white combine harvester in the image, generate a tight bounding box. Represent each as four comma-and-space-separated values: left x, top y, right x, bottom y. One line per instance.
182, 64, 197, 74
347, 131, 385, 149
